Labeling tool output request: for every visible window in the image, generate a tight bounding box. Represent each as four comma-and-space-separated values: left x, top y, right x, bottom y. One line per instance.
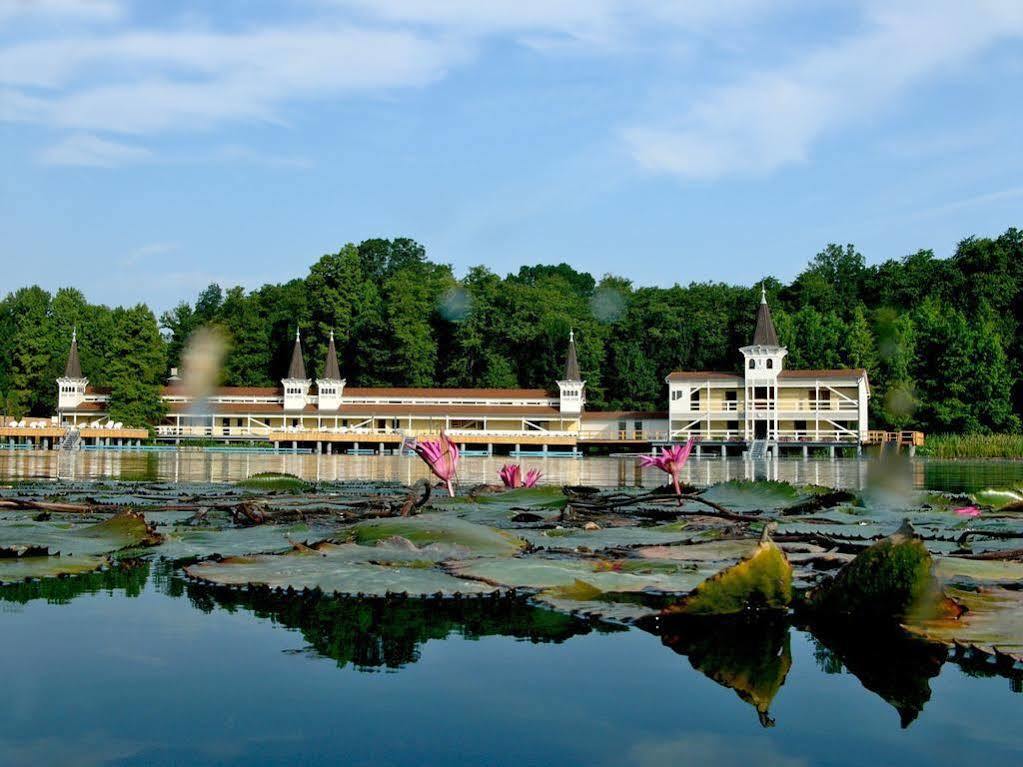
671, 390, 683, 401
690, 390, 701, 409
749, 359, 756, 369
766, 359, 773, 369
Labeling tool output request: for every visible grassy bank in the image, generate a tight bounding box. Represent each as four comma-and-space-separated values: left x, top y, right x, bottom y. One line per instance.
917, 434, 1023, 459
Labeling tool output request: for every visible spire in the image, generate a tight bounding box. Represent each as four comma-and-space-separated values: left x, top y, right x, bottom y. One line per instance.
286, 327, 307, 380
63, 327, 82, 379
322, 330, 342, 380
563, 329, 581, 381
752, 286, 779, 346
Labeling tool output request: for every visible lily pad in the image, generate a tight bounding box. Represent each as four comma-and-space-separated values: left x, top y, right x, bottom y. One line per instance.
905, 585, 1023, 662
0, 554, 108, 584
0, 512, 162, 556
664, 540, 792, 616
186, 542, 499, 597
347, 515, 525, 557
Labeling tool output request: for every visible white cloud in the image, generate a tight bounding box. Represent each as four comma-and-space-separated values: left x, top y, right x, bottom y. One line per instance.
125, 241, 178, 265
38, 132, 151, 166
624, 0, 1023, 179
0, 0, 121, 26
0, 25, 467, 134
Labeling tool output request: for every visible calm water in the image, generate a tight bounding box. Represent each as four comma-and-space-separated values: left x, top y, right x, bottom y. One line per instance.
1, 449, 1022, 491
1, 563, 1021, 766
2, 453, 1021, 766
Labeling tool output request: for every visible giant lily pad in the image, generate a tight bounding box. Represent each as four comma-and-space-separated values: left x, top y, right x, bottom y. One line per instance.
0, 554, 108, 584
804, 526, 940, 621
346, 515, 525, 557
186, 542, 499, 597
0, 511, 162, 556
664, 539, 792, 616
905, 585, 1023, 662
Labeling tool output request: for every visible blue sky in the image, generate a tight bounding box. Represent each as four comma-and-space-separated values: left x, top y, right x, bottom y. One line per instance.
2, 0, 1022, 312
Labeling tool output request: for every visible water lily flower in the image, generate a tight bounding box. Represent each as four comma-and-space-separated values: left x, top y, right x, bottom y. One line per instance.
499, 464, 542, 488
638, 438, 696, 495
413, 431, 460, 497
954, 505, 982, 518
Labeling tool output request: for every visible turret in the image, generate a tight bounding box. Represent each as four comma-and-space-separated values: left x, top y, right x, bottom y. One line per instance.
57, 328, 87, 413
740, 286, 787, 376
557, 330, 585, 415
316, 330, 345, 411
282, 328, 311, 412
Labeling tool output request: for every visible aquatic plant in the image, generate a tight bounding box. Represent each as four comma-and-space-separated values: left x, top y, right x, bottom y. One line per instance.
638, 438, 695, 495
953, 505, 982, 518
498, 464, 542, 489
413, 431, 460, 497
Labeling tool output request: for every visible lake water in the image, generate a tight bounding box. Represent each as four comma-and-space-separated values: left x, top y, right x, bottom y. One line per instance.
1, 452, 1021, 766
2, 449, 1022, 492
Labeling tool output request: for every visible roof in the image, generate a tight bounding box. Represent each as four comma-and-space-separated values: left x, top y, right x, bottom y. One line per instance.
752, 290, 780, 346
779, 369, 867, 380
343, 387, 553, 399
666, 371, 742, 382
563, 331, 581, 381
162, 386, 281, 398
167, 402, 564, 418
63, 401, 107, 412
286, 331, 307, 380
63, 335, 82, 378
321, 333, 342, 380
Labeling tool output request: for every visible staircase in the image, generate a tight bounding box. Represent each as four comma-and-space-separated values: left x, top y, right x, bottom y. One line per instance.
58, 427, 80, 452
748, 439, 768, 460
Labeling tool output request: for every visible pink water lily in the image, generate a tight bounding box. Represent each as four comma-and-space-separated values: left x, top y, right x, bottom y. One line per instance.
413, 431, 460, 497
638, 438, 696, 495
954, 505, 982, 518
499, 464, 542, 488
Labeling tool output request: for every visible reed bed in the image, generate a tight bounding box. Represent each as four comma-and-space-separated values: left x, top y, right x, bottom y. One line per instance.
917, 433, 1023, 459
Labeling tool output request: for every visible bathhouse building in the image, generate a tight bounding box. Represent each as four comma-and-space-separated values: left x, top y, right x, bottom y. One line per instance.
52, 291, 870, 454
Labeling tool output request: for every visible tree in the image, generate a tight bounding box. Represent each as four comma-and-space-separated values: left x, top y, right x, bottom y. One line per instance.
106, 305, 167, 429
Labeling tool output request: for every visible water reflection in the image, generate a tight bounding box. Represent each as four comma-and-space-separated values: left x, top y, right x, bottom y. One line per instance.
5, 450, 1020, 492
808, 620, 947, 728
653, 616, 792, 727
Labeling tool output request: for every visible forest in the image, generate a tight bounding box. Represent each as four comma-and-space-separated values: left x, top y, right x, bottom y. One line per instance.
0, 227, 1020, 434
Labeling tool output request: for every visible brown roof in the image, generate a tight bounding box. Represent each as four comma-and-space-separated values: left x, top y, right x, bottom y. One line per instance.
779, 369, 867, 380
162, 386, 281, 397
583, 411, 667, 420
666, 371, 742, 382
85, 386, 111, 395
64, 402, 107, 412
64, 335, 82, 378
752, 292, 780, 346
168, 402, 564, 418
344, 387, 553, 399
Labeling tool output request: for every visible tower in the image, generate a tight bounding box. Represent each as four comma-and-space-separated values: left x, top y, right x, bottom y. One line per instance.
316, 330, 346, 411
282, 328, 311, 412
57, 328, 88, 415
557, 330, 585, 415
740, 287, 787, 441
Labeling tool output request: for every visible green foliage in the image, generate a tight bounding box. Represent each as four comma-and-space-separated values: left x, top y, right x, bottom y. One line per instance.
2, 228, 1023, 432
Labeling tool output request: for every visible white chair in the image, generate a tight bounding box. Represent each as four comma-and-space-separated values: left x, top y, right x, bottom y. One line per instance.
113, 422, 123, 429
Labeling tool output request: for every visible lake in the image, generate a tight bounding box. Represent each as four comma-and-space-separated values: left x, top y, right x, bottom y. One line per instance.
1, 452, 1021, 766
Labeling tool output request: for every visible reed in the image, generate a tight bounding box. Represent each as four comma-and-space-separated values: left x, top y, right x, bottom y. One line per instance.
917, 433, 1023, 459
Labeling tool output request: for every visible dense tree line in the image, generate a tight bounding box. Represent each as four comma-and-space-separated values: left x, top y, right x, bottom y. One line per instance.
1, 230, 1020, 433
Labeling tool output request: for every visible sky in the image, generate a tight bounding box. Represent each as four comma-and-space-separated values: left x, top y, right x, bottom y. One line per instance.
2, 0, 1022, 313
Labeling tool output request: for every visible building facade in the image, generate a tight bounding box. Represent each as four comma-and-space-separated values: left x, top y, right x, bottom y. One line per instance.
54, 292, 869, 453
665, 289, 870, 446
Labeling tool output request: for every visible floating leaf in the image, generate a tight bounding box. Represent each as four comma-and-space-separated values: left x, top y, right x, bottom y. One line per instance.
186, 542, 499, 597
347, 515, 525, 557
664, 540, 792, 616
905, 585, 1023, 663
0, 511, 161, 556
0, 554, 108, 584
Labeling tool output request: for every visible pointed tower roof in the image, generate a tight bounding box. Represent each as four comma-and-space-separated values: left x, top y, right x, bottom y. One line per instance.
752, 286, 780, 346
321, 330, 342, 380
63, 328, 83, 379
563, 329, 581, 381
286, 328, 307, 380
